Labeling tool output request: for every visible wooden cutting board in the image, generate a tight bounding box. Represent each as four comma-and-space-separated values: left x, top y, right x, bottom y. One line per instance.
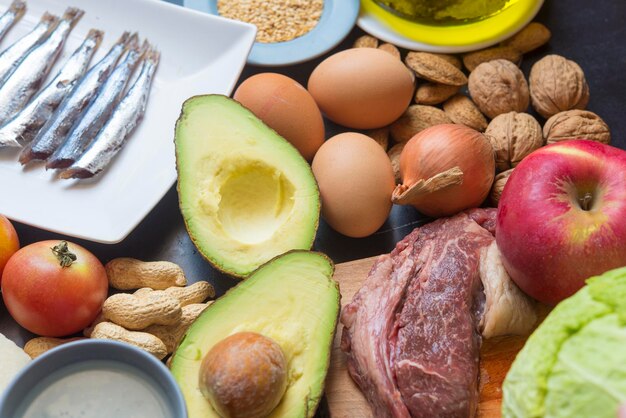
326, 256, 532, 418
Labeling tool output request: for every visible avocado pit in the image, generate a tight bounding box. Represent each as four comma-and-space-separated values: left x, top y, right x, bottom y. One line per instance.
199, 332, 288, 418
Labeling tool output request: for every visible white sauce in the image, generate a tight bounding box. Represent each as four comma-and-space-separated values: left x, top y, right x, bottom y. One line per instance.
15, 360, 173, 418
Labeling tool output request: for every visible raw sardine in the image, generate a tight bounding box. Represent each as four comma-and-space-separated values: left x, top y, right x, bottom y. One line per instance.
19, 32, 133, 164
0, 29, 102, 148
0, 7, 83, 125
60, 49, 159, 179
0, 12, 58, 85
0, 0, 26, 43
46, 39, 147, 170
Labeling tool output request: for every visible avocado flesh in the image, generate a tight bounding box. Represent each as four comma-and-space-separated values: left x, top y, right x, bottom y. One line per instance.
175, 95, 320, 277
170, 251, 340, 418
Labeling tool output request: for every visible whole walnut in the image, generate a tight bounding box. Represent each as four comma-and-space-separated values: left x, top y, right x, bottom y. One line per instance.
543, 110, 610, 145
490, 168, 514, 206
485, 112, 543, 172
468, 59, 530, 119
529, 55, 589, 119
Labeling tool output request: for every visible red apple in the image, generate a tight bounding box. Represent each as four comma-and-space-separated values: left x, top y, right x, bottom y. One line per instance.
0, 214, 19, 281
496, 140, 626, 305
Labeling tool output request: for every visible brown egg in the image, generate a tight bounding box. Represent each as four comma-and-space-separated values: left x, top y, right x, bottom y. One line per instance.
307, 48, 414, 129
312, 132, 395, 238
199, 332, 288, 418
234, 73, 325, 161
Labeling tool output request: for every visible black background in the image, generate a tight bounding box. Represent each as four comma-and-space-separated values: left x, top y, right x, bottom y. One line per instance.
1, 0, 625, 415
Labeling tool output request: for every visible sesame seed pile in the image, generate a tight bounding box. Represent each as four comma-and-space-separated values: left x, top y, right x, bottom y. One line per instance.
217, 0, 324, 43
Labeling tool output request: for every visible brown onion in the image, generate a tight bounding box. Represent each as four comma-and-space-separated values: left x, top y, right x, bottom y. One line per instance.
392, 124, 495, 217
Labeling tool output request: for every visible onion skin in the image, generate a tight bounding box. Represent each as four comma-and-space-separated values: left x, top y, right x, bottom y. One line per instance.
393, 124, 495, 217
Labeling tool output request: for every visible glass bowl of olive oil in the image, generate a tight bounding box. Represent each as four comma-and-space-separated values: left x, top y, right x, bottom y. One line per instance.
358, 0, 544, 52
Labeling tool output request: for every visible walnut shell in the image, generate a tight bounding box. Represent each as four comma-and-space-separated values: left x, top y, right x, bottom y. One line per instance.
490, 168, 514, 206
529, 55, 589, 118
443, 94, 488, 132
389, 105, 452, 143
543, 110, 610, 145
468, 59, 530, 119
485, 112, 543, 172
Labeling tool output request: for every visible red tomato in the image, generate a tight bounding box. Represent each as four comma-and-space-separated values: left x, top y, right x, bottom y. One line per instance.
0, 215, 19, 280
1, 240, 108, 337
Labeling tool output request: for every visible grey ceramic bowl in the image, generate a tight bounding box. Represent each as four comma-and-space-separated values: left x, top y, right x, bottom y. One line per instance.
0, 339, 186, 418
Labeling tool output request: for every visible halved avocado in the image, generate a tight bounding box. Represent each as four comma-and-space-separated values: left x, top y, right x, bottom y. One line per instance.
170, 251, 340, 418
175, 95, 320, 277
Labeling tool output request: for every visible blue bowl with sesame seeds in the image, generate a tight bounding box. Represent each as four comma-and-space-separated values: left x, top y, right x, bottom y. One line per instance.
184, 0, 360, 66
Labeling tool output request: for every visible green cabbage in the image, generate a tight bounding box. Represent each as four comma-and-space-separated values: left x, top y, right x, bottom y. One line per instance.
502, 267, 626, 417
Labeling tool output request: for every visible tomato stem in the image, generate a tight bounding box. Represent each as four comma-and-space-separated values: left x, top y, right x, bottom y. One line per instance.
51, 241, 77, 267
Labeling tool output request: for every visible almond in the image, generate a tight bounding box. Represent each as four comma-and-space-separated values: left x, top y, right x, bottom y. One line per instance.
463, 46, 523, 72
366, 126, 390, 150
378, 43, 401, 59
431, 53, 462, 69
405, 52, 468, 86
353, 34, 378, 48
390, 105, 452, 143
502, 22, 551, 54
415, 83, 459, 105
443, 95, 488, 131
387, 142, 406, 184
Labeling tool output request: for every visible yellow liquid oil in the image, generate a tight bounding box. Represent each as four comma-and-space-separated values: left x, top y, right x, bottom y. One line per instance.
375, 0, 521, 25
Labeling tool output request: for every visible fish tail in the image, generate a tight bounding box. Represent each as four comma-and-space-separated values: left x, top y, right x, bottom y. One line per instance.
126, 32, 139, 51
115, 31, 132, 48
40, 12, 59, 25
86, 29, 104, 48
61, 7, 84, 28
18, 144, 35, 164
45, 156, 73, 170
58, 166, 90, 179
9, 0, 26, 19
146, 48, 161, 65
139, 39, 151, 56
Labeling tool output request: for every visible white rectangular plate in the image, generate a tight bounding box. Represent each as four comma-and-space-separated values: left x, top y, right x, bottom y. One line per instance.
0, 0, 256, 243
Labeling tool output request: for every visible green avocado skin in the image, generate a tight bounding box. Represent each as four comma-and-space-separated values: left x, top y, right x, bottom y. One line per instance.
502, 267, 626, 418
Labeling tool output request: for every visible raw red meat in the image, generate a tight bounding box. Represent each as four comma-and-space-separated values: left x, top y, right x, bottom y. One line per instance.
341, 209, 497, 418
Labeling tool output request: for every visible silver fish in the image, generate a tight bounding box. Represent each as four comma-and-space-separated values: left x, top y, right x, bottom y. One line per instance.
0, 12, 58, 86
19, 32, 133, 164
47, 39, 147, 170
0, 0, 26, 43
0, 7, 83, 125
60, 49, 159, 179
0, 29, 103, 148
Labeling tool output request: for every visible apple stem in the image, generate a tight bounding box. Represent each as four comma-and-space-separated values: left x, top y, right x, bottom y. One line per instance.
51, 241, 77, 268
580, 192, 593, 211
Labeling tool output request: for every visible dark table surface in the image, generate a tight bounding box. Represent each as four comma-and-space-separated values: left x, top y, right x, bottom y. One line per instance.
2, 0, 626, 415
